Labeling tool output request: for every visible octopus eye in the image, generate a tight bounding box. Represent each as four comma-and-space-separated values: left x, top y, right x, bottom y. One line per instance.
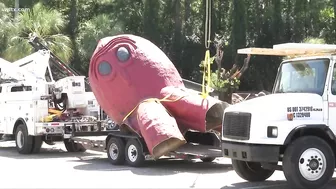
116, 47, 130, 62
98, 61, 112, 75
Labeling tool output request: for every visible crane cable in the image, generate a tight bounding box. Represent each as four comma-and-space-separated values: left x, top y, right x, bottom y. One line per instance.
201, 0, 212, 99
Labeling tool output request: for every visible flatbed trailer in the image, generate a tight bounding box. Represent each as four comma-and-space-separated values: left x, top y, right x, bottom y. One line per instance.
24, 34, 222, 163
71, 129, 222, 167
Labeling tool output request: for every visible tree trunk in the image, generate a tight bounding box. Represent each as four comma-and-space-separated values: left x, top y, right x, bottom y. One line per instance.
173, 0, 182, 71
143, 0, 160, 45
272, 0, 282, 43
184, 0, 191, 35
231, 0, 246, 63
293, 0, 305, 42
285, 0, 292, 41
69, 0, 80, 72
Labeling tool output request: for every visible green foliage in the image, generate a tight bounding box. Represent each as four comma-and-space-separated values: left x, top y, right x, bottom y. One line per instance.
0, 0, 335, 92
0, 3, 11, 55
199, 55, 241, 93
199, 56, 216, 67
1, 2, 72, 62
76, 14, 124, 71
303, 37, 326, 44
210, 71, 240, 92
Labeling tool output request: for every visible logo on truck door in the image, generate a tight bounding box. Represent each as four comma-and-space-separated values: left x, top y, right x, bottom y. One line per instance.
328, 102, 336, 107
287, 106, 322, 118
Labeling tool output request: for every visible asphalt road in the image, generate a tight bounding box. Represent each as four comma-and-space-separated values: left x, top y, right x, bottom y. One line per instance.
0, 141, 336, 189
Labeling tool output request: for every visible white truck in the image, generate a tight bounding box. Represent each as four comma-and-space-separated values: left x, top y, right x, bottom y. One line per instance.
0, 38, 108, 154
221, 43, 336, 189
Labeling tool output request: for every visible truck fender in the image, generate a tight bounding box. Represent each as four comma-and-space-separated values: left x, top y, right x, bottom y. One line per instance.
12, 118, 27, 134
283, 124, 336, 145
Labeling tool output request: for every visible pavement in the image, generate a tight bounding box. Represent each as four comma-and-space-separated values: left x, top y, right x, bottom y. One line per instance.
0, 141, 336, 189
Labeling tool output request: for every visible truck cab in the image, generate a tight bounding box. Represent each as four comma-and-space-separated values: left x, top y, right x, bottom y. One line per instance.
221, 43, 336, 189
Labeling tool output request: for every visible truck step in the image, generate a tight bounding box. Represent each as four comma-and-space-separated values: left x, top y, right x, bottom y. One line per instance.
0, 135, 14, 142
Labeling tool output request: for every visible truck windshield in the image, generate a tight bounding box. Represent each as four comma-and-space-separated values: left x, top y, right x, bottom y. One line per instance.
273, 58, 330, 95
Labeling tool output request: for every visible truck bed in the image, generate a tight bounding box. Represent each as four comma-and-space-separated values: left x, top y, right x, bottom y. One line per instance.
72, 136, 222, 159
72, 136, 107, 151
73, 136, 107, 141
171, 143, 221, 157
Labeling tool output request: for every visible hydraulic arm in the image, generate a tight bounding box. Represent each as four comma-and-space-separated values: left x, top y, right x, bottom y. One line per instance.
28, 34, 92, 91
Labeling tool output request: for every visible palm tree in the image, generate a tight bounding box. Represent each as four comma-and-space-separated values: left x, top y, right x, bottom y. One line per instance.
0, 3, 11, 57
2, 2, 73, 62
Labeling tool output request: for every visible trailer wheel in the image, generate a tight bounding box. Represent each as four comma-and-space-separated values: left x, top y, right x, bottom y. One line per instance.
107, 137, 126, 165
31, 136, 43, 153
283, 136, 334, 189
64, 139, 86, 152
200, 157, 216, 162
125, 139, 145, 167
15, 124, 34, 154
232, 160, 275, 182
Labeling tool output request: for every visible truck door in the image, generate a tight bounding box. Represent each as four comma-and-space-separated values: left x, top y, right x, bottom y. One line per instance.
328, 59, 336, 134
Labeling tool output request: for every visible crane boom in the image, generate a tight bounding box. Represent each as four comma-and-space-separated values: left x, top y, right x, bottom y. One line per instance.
28, 35, 80, 77
28, 34, 92, 91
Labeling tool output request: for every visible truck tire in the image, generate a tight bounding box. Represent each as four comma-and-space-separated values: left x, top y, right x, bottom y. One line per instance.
283, 136, 334, 189
232, 160, 275, 182
15, 124, 34, 154
201, 157, 216, 162
64, 139, 86, 152
125, 139, 145, 167
107, 137, 126, 165
31, 136, 43, 153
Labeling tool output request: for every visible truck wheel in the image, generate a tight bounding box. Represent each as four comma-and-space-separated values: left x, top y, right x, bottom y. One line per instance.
283, 136, 334, 189
15, 124, 33, 154
201, 157, 216, 162
125, 139, 145, 167
232, 160, 275, 182
31, 136, 43, 153
64, 139, 86, 152
107, 137, 126, 165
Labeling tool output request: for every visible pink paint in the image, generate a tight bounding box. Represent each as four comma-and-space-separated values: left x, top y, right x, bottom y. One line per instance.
89, 34, 228, 159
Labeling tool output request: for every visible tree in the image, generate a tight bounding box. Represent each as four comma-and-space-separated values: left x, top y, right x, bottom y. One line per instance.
76, 14, 124, 74
200, 35, 251, 103
143, 0, 160, 45
0, 3, 11, 56
2, 3, 72, 62
1, 0, 336, 92
172, 0, 183, 71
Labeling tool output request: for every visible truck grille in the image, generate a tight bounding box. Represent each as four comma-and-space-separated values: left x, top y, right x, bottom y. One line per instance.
223, 112, 252, 140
